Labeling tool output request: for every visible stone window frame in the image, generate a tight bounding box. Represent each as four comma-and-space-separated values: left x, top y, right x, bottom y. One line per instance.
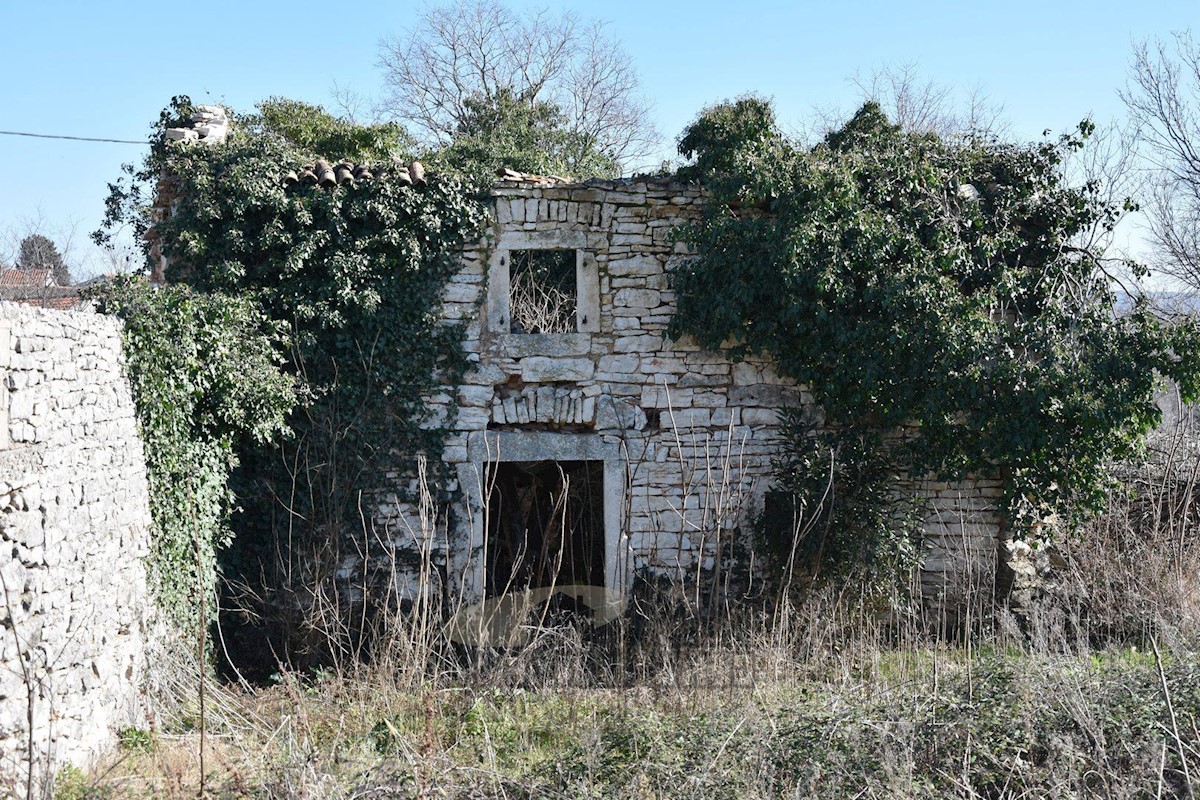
486, 230, 601, 347
458, 430, 629, 600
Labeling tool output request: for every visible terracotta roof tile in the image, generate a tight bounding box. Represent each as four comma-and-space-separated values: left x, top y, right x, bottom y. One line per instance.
0, 268, 53, 287
281, 160, 425, 191
0, 285, 82, 309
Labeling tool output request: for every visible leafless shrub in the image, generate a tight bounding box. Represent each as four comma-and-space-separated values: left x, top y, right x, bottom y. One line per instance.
800, 62, 1009, 144
852, 62, 1009, 139
1047, 422, 1200, 645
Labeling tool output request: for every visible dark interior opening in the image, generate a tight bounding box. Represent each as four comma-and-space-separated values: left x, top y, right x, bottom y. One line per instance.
485, 460, 605, 596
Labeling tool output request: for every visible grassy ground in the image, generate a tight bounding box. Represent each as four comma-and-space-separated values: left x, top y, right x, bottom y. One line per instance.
60, 633, 1200, 799
60, 429, 1200, 798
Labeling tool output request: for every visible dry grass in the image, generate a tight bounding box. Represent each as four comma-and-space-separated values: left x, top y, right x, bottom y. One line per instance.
52, 425, 1200, 798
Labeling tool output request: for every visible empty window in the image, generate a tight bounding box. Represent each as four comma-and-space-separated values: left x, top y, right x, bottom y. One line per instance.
508, 249, 577, 334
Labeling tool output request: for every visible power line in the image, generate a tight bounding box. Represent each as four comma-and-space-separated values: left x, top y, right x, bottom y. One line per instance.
0, 129, 145, 145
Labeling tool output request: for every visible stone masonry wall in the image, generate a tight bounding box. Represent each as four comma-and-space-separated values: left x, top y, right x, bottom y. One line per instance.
0, 302, 154, 792
369, 178, 1004, 606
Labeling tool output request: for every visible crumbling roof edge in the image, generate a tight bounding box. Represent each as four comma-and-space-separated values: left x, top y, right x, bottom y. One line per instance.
491, 169, 701, 195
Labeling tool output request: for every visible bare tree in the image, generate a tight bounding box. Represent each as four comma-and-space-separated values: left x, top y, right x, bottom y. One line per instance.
852, 63, 1009, 139
799, 63, 1009, 144
1122, 32, 1200, 289
1, 214, 79, 285
377, 0, 658, 173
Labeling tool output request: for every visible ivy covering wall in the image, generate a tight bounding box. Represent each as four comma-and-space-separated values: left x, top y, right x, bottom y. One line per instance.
673, 98, 1200, 570
94, 98, 488, 636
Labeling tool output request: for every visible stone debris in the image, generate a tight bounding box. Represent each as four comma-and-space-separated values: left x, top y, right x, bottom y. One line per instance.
495, 166, 574, 186
164, 104, 229, 145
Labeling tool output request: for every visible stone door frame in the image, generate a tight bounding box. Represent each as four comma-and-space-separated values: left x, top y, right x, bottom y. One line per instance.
460, 430, 628, 599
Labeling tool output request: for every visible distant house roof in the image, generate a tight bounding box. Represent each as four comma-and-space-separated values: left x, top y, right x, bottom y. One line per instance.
0, 281, 82, 311
0, 268, 54, 288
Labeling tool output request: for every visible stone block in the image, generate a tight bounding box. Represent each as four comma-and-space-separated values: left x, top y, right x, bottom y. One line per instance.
606, 256, 660, 277
741, 408, 779, 425
457, 385, 494, 407
666, 408, 711, 428
595, 396, 647, 431
536, 387, 555, 423
519, 357, 594, 382
613, 335, 663, 353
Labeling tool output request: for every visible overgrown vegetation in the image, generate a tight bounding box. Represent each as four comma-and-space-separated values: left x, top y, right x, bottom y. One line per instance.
63, 415, 1200, 795
427, 87, 619, 184
68, 649, 1200, 797
674, 97, 1200, 572
86, 277, 294, 632
94, 97, 487, 644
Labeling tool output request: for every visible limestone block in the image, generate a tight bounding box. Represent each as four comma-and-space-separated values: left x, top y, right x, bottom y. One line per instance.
607, 256, 660, 277
710, 408, 739, 427
678, 373, 726, 388
595, 396, 647, 431
519, 357, 594, 382
613, 335, 663, 353
741, 408, 779, 426
731, 362, 761, 385
641, 385, 692, 409
441, 282, 479, 304
536, 387, 555, 423
613, 288, 661, 309
728, 384, 797, 408
463, 362, 509, 386
666, 408, 711, 428
499, 333, 591, 358
457, 385, 494, 408
502, 396, 519, 423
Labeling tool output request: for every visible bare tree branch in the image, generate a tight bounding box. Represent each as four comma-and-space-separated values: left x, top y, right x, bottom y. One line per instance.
1122, 31, 1200, 288
376, 0, 658, 173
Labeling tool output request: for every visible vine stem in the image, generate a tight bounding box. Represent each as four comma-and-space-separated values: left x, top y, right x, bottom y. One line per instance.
1152, 638, 1193, 798
196, 540, 207, 799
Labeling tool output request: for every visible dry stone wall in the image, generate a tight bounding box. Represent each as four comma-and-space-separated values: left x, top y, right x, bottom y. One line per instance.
0, 302, 154, 791
370, 178, 1003, 605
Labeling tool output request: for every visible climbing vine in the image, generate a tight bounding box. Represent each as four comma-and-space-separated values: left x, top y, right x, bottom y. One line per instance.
86, 277, 294, 632
95, 97, 488, 640
675, 100, 1200, 551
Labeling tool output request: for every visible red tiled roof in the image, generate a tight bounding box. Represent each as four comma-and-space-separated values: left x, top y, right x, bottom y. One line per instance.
0, 285, 82, 310
0, 268, 52, 287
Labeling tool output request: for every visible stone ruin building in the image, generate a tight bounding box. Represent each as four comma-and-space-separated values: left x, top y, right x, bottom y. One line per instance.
152, 108, 1006, 617
371, 174, 1005, 610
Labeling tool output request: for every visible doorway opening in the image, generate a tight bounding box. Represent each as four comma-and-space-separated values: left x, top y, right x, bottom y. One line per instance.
484, 460, 605, 596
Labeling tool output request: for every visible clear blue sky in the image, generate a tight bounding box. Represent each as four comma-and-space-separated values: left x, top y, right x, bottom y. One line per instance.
1, 0, 1195, 273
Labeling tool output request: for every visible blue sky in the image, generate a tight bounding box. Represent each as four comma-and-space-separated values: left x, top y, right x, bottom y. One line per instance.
1, 0, 1195, 274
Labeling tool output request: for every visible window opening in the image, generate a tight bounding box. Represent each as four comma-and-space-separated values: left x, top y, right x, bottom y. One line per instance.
508, 249, 577, 333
